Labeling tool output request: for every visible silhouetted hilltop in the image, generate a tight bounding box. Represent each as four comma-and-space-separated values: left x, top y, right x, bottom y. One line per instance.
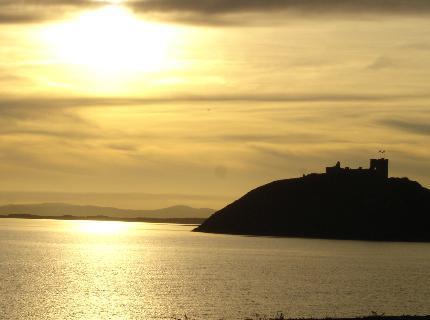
194, 170, 430, 241
0, 203, 214, 219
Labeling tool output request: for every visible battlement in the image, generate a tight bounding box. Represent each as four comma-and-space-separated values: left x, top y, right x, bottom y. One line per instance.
325, 158, 389, 179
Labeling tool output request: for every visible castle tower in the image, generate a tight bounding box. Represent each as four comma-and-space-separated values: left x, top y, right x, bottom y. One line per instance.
369, 158, 389, 179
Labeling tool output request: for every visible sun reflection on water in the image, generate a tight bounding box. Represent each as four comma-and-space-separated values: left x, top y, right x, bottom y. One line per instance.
75, 220, 131, 234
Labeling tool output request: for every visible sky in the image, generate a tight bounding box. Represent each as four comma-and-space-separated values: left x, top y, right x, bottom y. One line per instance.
1, 0, 430, 210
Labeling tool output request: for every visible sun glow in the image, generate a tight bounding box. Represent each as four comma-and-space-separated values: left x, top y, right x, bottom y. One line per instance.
41, 5, 179, 77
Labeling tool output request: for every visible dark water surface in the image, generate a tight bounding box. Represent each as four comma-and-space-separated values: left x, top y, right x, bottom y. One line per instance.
0, 218, 429, 319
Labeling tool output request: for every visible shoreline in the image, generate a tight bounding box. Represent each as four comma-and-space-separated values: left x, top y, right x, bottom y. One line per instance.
269, 317, 430, 320
0, 214, 205, 225
172, 315, 430, 320
194, 228, 430, 243
261, 317, 429, 320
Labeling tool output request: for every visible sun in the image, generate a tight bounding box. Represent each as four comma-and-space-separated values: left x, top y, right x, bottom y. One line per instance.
41, 5, 179, 77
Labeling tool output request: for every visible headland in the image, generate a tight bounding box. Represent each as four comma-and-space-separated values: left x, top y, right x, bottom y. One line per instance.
195, 158, 430, 241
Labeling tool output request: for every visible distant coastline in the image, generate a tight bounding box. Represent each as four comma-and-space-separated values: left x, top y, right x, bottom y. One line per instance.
0, 213, 205, 225
0, 202, 213, 225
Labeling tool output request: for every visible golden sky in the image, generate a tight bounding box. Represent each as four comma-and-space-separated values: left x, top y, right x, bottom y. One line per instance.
1, 0, 430, 209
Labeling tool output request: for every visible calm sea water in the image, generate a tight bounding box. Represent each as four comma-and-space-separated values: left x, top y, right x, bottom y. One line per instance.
0, 218, 429, 320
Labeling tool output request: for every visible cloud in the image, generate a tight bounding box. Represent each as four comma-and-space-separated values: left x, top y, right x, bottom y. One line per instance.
106, 143, 139, 152
0, 92, 427, 113
2, 0, 430, 24
0, 0, 101, 24
0, 73, 28, 83
0, 127, 98, 139
0, 94, 428, 143
367, 56, 395, 71
0, 97, 101, 143
129, 0, 430, 15
128, 0, 430, 25
402, 42, 430, 51
187, 132, 326, 145
381, 119, 430, 136
0, 13, 46, 24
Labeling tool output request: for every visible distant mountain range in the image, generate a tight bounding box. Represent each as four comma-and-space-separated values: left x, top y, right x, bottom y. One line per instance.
195, 174, 430, 242
0, 203, 215, 219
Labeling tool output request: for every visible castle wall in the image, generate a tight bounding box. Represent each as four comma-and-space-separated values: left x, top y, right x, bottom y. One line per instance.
325, 158, 388, 179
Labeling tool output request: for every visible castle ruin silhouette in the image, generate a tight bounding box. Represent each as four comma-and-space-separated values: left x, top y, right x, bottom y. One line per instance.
325, 158, 389, 179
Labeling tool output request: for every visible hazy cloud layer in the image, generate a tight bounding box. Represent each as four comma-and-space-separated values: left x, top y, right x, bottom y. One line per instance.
2, 0, 430, 24
1, 96, 430, 208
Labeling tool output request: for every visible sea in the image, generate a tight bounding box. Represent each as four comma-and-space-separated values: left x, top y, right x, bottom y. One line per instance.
0, 218, 429, 320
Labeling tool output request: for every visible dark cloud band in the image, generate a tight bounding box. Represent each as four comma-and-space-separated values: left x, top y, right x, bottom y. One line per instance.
1, 0, 430, 24
0, 92, 428, 112
129, 0, 430, 15
0, 0, 100, 24
381, 119, 430, 136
